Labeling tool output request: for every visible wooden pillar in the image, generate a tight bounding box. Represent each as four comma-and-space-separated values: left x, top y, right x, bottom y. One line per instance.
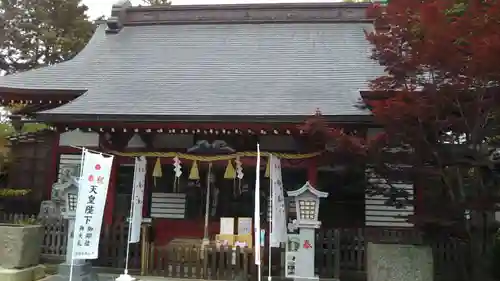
143, 157, 153, 217
140, 224, 151, 275
414, 176, 423, 222
46, 132, 60, 199
104, 155, 118, 224
307, 157, 318, 187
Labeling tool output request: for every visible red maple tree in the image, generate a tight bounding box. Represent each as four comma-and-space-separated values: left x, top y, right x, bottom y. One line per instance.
303, 0, 500, 279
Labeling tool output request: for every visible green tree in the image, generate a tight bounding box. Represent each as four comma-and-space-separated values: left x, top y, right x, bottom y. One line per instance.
0, 0, 95, 74
0, 0, 94, 169
0, 105, 47, 170
142, 0, 172, 6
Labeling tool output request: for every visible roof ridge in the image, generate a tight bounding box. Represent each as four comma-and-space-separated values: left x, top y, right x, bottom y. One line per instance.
105, 1, 371, 30
130, 2, 372, 11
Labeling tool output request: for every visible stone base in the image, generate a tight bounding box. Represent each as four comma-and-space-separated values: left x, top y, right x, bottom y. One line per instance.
44, 262, 99, 281
367, 243, 433, 281
263, 276, 339, 281
114, 274, 136, 281
294, 277, 319, 281
0, 264, 45, 281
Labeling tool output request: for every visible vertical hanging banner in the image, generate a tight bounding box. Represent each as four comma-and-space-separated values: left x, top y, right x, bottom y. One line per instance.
254, 144, 261, 265
270, 154, 287, 247
130, 156, 147, 243
73, 151, 114, 260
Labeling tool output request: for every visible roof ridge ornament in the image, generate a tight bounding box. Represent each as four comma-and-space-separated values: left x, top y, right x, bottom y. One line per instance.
106, 0, 132, 34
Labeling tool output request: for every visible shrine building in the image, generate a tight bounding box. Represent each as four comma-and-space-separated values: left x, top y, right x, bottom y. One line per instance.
0, 2, 416, 245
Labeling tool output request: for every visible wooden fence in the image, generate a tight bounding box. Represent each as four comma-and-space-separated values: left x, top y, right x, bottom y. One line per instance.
147, 244, 256, 279
0, 213, 469, 281
0, 213, 142, 270
143, 228, 467, 281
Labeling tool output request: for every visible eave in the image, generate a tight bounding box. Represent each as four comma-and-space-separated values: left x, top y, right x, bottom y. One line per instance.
15, 102, 70, 115
0, 87, 84, 105
53, 122, 366, 137
35, 114, 373, 137
35, 113, 374, 124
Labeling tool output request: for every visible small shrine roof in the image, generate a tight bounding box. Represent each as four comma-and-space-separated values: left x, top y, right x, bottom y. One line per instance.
0, 2, 383, 121
287, 181, 328, 198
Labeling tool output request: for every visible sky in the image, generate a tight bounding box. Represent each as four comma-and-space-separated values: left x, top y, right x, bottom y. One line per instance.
82, 0, 340, 19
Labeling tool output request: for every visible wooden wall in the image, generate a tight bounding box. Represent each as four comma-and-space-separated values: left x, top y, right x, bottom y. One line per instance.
150, 193, 187, 219
364, 169, 414, 227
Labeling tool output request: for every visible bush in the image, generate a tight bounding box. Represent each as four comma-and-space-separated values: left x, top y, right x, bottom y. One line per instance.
0, 189, 30, 197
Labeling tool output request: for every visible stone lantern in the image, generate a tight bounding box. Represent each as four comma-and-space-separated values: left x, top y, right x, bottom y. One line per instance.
47, 169, 99, 281
60, 181, 78, 220
39, 167, 77, 221
287, 181, 328, 281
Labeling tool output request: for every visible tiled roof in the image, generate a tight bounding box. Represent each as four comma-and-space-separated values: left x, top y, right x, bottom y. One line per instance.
0, 3, 383, 119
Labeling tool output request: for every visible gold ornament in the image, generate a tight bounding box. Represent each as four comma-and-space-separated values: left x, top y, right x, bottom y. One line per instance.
152, 157, 162, 186
224, 160, 236, 179
189, 161, 200, 180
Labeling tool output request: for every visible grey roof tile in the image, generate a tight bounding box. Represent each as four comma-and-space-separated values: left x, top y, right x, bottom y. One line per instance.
0, 22, 383, 117
0, 27, 109, 91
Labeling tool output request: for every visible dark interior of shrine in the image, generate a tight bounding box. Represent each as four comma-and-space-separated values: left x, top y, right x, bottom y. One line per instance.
114, 162, 366, 228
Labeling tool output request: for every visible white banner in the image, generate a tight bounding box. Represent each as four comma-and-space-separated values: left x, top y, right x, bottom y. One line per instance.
270, 154, 287, 247
254, 144, 261, 265
130, 156, 147, 243
73, 150, 114, 260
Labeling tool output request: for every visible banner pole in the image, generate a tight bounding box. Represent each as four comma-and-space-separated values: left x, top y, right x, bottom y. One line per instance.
258, 263, 262, 281
268, 155, 272, 281
69, 148, 87, 281
123, 158, 138, 279
203, 162, 212, 239
255, 144, 262, 281
68, 223, 75, 281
